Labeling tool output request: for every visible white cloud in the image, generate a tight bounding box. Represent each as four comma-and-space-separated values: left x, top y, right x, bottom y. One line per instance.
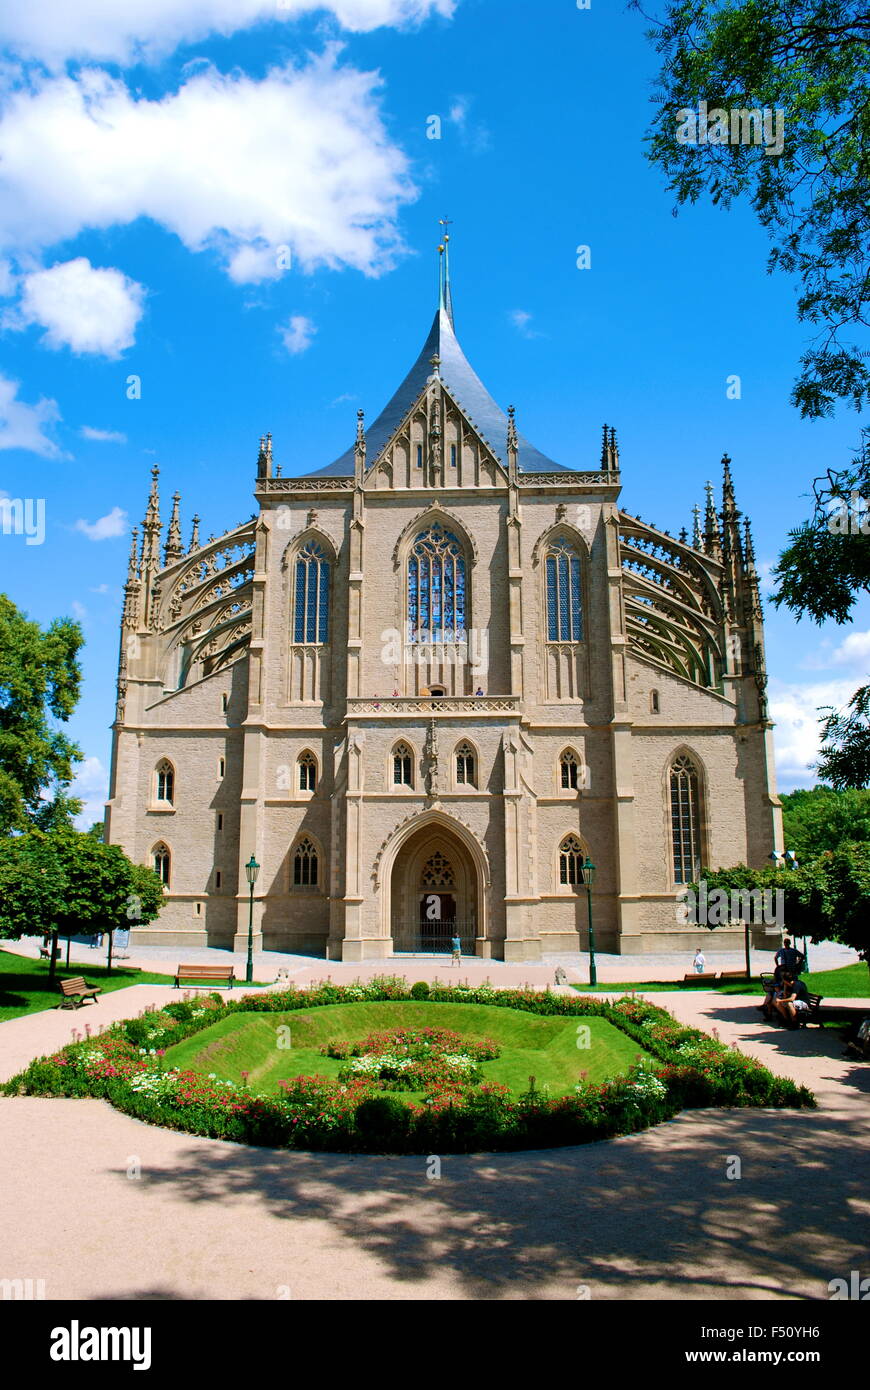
12, 259, 145, 358
71, 600, 88, 621
75, 506, 128, 541
509, 308, 542, 339
71, 755, 109, 831
0, 259, 15, 296
0, 58, 417, 282
829, 629, 870, 671
80, 425, 127, 444
0, 372, 62, 455
769, 677, 857, 789
0, 0, 456, 67
279, 314, 316, 355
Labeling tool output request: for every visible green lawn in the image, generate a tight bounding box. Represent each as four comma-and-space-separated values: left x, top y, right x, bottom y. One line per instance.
0, 948, 182, 1022
163, 1000, 655, 1099
571, 962, 869, 998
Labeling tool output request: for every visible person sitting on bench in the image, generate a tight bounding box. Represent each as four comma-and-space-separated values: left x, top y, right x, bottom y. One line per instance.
774, 973, 810, 1029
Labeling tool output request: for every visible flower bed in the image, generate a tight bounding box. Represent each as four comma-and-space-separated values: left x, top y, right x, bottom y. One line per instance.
2, 978, 815, 1153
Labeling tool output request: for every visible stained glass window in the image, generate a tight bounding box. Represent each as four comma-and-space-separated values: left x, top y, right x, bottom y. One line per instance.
393, 742, 413, 786
298, 752, 317, 791
455, 742, 476, 786
546, 538, 582, 642
294, 542, 330, 644
670, 755, 701, 884
152, 843, 171, 886
560, 750, 579, 790
408, 524, 466, 642
156, 760, 174, 804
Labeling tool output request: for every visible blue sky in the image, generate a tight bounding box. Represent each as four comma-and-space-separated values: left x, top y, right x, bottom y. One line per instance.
0, 0, 865, 824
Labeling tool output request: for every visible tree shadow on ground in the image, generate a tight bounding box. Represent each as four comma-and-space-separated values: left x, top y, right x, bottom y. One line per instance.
103, 1094, 868, 1300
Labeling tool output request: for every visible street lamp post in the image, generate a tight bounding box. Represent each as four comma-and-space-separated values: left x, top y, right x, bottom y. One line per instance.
783, 849, 807, 972
244, 854, 260, 985
580, 857, 597, 986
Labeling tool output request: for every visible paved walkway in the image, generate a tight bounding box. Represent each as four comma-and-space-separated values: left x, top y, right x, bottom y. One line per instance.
1, 968, 867, 1300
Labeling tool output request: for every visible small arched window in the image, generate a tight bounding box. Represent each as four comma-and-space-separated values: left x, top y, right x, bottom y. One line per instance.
152, 843, 171, 887
560, 749, 580, 790
392, 742, 414, 787
545, 537, 583, 642
298, 751, 317, 792
156, 760, 174, 804
559, 834, 583, 887
670, 755, 701, 884
650, 689, 660, 714
294, 541, 330, 644
292, 837, 318, 888
455, 741, 476, 787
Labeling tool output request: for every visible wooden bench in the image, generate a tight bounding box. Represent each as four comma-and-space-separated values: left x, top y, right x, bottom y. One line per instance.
718, 969, 750, 980
174, 963, 235, 990
57, 977, 102, 1010
681, 972, 719, 985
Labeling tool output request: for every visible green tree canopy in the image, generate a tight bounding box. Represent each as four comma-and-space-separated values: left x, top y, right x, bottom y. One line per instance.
780, 784, 870, 856
0, 594, 84, 831
637, 0, 870, 419
0, 829, 164, 948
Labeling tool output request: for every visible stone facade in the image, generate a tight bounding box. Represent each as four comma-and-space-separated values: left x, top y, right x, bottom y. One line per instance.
105, 291, 783, 960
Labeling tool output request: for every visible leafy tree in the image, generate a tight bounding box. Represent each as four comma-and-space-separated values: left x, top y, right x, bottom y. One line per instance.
0, 594, 84, 832
636, 0, 870, 419
0, 829, 164, 978
780, 785, 870, 855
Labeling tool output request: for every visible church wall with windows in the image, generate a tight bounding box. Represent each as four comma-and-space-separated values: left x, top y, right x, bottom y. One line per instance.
105, 271, 782, 958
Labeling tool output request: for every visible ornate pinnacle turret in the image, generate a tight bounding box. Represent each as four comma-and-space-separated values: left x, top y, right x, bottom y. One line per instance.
507, 403, 518, 453
164, 491, 183, 566
703, 481, 722, 560
722, 452, 736, 511
355, 408, 366, 453
692, 503, 702, 549
126, 526, 139, 583
139, 465, 162, 629
600, 423, 619, 471
600, 423, 609, 468
679, 527, 688, 544
188, 514, 200, 553
256, 432, 273, 479
609, 426, 619, 471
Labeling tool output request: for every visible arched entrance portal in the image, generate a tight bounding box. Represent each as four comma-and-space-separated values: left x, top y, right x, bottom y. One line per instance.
389, 821, 479, 955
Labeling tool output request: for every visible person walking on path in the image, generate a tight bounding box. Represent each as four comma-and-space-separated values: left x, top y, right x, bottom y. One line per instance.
692, 947, 707, 975
450, 933, 461, 967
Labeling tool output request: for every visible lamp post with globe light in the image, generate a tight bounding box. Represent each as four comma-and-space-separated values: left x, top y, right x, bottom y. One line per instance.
244, 855, 260, 985
580, 857, 597, 986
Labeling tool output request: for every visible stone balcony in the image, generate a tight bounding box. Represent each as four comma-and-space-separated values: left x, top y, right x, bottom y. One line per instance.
346, 696, 521, 717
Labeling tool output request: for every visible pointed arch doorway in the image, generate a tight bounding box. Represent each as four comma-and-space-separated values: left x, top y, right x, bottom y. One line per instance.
388, 820, 480, 955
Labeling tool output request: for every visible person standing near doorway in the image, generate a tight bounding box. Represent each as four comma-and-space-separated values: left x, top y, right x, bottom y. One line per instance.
450, 932, 461, 966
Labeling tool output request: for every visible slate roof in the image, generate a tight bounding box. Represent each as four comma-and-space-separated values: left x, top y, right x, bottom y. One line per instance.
305, 306, 567, 477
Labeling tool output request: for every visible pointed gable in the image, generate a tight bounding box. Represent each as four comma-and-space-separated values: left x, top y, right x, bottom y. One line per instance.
306, 307, 567, 477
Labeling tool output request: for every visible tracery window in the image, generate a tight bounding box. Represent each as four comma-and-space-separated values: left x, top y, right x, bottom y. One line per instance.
152, 843, 171, 887
292, 837, 318, 888
546, 537, 583, 642
559, 834, 583, 886
156, 759, 175, 804
455, 741, 476, 787
298, 751, 317, 792
420, 852, 455, 888
293, 541, 330, 644
393, 742, 413, 787
670, 755, 701, 884
560, 749, 580, 790
407, 523, 466, 642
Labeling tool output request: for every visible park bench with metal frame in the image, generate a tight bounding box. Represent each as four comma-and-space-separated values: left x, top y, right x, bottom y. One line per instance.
57, 977, 102, 1010
174, 963, 235, 989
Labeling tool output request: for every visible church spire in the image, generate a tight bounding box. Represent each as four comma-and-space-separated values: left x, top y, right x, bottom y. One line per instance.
188, 513, 200, 554
257, 432, 273, 479
703, 480, 722, 560
164, 491, 183, 566
692, 503, 702, 549
139, 464, 162, 628
438, 217, 454, 328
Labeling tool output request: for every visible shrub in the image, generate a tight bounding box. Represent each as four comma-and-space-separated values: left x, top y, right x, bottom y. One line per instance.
353, 1095, 413, 1151
410, 981, 430, 999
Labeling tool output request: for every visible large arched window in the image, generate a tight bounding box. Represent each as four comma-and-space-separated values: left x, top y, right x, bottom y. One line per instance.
670, 755, 701, 884
407, 523, 466, 642
546, 537, 583, 642
298, 751, 317, 792
294, 541, 330, 644
292, 836, 318, 888
560, 749, 580, 790
155, 759, 175, 804
152, 842, 171, 887
559, 834, 583, 887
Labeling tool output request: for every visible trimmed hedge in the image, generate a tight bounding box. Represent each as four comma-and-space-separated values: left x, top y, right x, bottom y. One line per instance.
2, 977, 815, 1153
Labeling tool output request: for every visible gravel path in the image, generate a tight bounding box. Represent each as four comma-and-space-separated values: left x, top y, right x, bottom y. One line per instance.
1, 973, 867, 1301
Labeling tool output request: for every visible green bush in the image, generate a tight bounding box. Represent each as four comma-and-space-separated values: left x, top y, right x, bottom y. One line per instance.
353, 1095, 413, 1151
410, 981, 430, 999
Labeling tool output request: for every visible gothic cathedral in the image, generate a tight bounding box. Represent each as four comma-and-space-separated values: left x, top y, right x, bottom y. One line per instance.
105, 263, 782, 960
